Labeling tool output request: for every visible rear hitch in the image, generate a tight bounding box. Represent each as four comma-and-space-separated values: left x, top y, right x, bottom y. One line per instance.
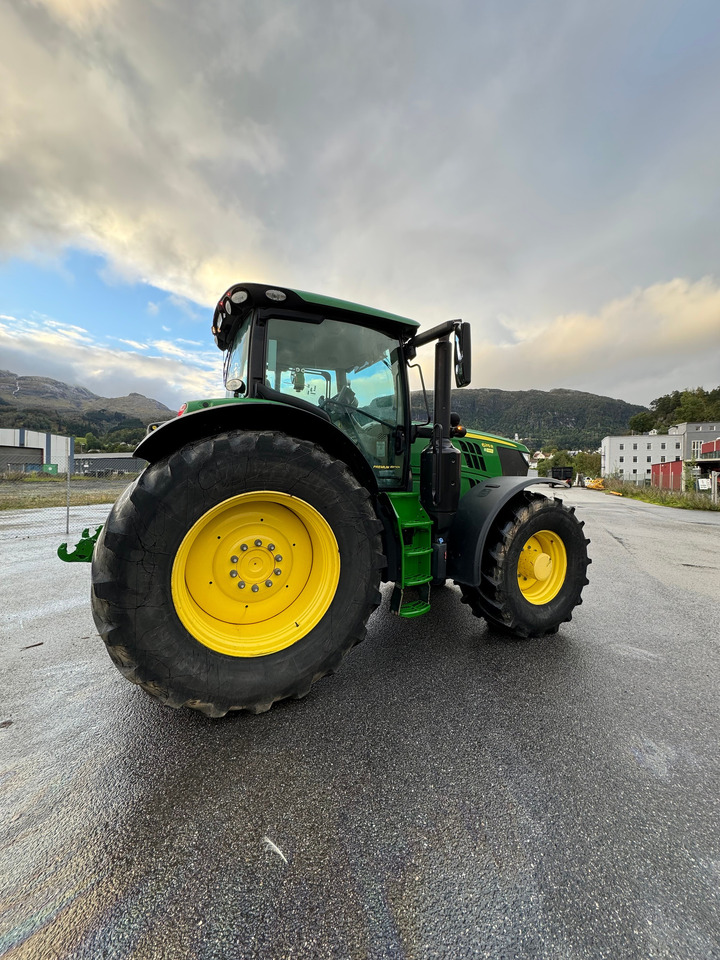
58, 526, 103, 563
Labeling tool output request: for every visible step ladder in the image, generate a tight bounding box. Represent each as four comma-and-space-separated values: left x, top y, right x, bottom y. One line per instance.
386, 492, 433, 618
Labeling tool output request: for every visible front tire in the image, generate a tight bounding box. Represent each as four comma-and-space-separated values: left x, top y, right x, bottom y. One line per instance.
459, 492, 590, 638
91, 430, 383, 716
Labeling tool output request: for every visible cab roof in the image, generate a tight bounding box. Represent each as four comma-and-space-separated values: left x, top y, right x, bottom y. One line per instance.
213, 282, 419, 350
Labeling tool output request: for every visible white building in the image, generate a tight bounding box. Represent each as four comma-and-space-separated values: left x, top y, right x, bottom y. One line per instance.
601, 421, 720, 484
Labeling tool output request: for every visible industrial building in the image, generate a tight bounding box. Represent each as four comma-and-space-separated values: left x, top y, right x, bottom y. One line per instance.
0, 428, 146, 475
0, 428, 74, 473
601, 421, 720, 487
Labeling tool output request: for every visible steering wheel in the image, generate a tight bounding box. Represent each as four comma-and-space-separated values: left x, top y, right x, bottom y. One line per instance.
321, 386, 395, 431
320, 386, 363, 442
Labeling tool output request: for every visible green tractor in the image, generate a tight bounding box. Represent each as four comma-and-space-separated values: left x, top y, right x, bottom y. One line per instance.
85, 282, 590, 716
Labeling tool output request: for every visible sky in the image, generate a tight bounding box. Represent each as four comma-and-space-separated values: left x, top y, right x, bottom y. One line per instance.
1, 0, 719, 411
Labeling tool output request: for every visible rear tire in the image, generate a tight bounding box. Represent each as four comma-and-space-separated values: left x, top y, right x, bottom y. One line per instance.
459, 492, 590, 638
91, 430, 384, 716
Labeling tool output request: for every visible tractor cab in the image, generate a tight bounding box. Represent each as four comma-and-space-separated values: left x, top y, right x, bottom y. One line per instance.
213, 283, 419, 488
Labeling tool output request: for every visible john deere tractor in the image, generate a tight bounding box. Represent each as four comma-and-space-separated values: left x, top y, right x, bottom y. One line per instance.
85, 283, 590, 716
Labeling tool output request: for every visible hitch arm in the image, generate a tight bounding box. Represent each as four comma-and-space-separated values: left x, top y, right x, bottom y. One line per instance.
57, 525, 103, 563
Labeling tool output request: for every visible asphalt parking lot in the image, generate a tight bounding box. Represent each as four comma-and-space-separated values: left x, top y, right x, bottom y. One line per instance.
1, 489, 719, 959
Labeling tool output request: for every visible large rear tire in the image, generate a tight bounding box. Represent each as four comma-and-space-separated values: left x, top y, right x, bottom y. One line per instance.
91, 430, 384, 716
459, 492, 590, 638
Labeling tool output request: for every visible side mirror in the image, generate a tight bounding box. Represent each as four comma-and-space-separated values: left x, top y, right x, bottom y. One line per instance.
454, 322, 472, 388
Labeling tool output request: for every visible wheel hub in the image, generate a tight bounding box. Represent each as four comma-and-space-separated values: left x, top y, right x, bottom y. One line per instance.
228, 538, 285, 594
516, 530, 568, 605
517, 547, 553, 582
172, 491, 340, 656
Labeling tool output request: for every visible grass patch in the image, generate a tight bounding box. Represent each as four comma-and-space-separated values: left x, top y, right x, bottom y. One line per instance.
0, 491, 120, 510
1, 472, 139, 483
604, 479, 720, 511
0, 477, 134, 511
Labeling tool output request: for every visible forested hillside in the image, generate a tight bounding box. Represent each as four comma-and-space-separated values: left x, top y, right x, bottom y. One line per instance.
628, 387, 720, 434
412, 388, 647, 450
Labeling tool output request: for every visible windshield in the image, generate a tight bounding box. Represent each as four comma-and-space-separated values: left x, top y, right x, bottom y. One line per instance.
265, 316, 405, 487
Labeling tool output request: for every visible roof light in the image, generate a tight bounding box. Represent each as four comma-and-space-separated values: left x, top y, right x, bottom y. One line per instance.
266, 289, 286, 302
230, 290, 248, 303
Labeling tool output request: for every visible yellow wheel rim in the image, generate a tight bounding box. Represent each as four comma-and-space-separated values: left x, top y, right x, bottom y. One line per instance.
516, 529, 567, 605
171, 491, 340, 657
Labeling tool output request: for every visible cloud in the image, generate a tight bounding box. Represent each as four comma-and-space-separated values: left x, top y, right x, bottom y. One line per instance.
0, 314, 222, 407
1, 1, 720, 410
474, 278, 720, 405
2, 0, 719, 320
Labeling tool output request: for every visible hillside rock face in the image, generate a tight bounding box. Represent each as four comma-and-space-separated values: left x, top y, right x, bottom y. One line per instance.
0, 371, 173, 421
0, 370, 174, 437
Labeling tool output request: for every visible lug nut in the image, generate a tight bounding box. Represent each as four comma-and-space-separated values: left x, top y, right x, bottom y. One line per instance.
254, 539, 262, 547
230, 570, 238, 578
251, 584, 259, 592
274, 554, 283, 562
274, 568, 282, 576
265, 580, 273, 588
230, 555, 238, 563
241, 544, 248, 552
267, 543, 276, 552
238, 581, 246, 589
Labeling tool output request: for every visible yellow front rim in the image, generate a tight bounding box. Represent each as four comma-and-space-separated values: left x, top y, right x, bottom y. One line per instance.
516, 529, 567, 605
171, 491, 340, 657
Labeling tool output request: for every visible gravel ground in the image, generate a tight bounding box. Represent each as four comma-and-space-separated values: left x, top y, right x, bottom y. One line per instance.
1, 488, 719, 960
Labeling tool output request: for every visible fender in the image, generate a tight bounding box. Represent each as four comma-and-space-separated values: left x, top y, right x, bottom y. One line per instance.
135, 400, 379, 494
447, 477, 565, 585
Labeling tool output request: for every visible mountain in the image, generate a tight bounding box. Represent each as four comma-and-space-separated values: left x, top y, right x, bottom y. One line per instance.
412, 387, 648, 450
0, 370, 646, 450
0, 370, 173, 439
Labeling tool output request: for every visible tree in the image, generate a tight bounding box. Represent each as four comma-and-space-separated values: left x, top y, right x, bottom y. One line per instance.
628, 411, 655, 433
648, 386, 720, 431
575, 452, 601, 477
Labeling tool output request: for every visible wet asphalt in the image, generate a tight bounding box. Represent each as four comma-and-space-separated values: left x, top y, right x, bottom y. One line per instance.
1, 489, 719, 960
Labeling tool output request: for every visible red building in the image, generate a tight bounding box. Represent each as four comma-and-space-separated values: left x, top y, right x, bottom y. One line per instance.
651, 460, 683, 491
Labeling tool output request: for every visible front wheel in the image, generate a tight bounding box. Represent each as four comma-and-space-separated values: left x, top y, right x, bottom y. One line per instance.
91, 430, 384, 716
459, 492, 590, 638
